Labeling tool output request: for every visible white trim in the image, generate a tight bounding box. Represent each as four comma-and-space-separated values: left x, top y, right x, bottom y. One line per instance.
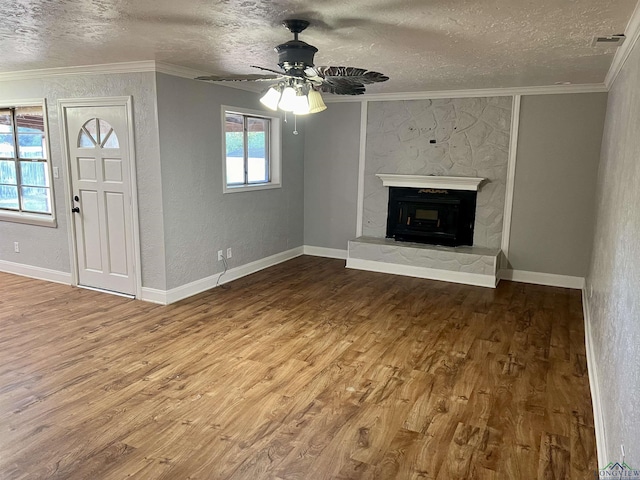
223, 183, 283, 194
324, 83, 608, 103
58, 101, 79, 288
500, 269, 585, 289
218, 247, 303, 285
604, 0, 640, 89
0, 97, 48, 106
0, 98, 57, 227
303, 246, 348, 260
0, 210, 56, 227
155, 62, 213, 80
56, 96, 139, 108
582, 285, 607, 469
140, 247, 304, 305
77, 284, 135, 299
346, 257, 497, 288
501, 95, 521, 263
376, 174, 484, 191
41, 98, 58, 228
356, 101, 368, 238
0, 260, 71, 285
0, 61, 157, 82
139, 287, 168, 305
57, 96, 143, 299
0, 59, 611, 96
125, 96, 144, 300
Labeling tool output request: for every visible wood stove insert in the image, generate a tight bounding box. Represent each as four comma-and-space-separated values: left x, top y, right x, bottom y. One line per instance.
386, 186, 477, 247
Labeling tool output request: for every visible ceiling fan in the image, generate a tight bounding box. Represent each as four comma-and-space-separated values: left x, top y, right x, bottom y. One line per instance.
196, 19, 389, 115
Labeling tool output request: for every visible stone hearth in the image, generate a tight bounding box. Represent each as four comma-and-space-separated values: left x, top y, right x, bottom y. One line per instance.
347, 236, 500, 288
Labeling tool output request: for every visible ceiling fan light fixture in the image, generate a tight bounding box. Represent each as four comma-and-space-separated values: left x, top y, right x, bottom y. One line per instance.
196, 19, 389, 119
259, 86, 282, 111
278, 86, 297, 112
293, 92, 311, 115
307, 90, 327, 114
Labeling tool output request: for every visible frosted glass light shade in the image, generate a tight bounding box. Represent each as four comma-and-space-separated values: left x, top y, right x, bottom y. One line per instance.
307, 90, 327, 113
278, 87, 297, 112
293, 94, 310, 115
259, 87, 281, 111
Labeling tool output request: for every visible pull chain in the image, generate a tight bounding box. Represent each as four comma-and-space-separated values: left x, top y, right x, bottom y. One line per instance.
293, 115, 298, 135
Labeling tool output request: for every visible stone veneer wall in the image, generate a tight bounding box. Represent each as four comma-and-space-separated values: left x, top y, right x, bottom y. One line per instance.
363, 97, 512, 248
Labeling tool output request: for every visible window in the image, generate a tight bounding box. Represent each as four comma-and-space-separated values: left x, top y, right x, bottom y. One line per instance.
0, 102, 55, 226
222, 106, 281, 193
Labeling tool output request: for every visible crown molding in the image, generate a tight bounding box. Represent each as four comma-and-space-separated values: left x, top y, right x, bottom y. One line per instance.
0, 59, 610, 99
0, 60, 157, 82
154, 62, 212, 80
0, 59, 259, 93
324, 82, 608, 103
604, 0, 640, 89
154, 65, 608, 98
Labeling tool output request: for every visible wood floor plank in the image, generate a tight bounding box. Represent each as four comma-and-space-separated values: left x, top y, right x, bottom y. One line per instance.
0, 256, 597, 479
538, 433, 571, 480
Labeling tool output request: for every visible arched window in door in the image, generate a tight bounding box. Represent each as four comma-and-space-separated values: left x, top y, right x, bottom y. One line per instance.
78, 118, 120, 149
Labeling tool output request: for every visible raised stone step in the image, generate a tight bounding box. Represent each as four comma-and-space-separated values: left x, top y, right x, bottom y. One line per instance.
347, 236, 500, 288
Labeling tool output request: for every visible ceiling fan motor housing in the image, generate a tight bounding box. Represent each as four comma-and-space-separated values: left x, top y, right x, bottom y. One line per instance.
275, 40, 318, 71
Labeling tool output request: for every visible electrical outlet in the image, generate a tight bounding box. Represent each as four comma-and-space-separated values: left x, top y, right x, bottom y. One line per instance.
14, 242, 19, 253
217, 250, 223, 261
53, 166, 59, 178
226, 247, 232, 259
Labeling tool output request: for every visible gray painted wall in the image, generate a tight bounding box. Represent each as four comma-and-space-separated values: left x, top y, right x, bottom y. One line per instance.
363, 97, 512, 248
155, 73, 304, 290
509, 93, 607, 276
586, 36, 640, 465
303, 103, 361, 250
0, 73, 166, 290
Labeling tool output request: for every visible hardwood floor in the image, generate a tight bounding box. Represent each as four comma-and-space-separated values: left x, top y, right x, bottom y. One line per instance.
0, 256, 596, 479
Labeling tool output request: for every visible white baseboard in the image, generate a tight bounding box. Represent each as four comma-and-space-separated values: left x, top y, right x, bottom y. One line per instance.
140, 246, 304, 305
346, 258, 497, 288
138, 287, 168, 305
499, 269, 585, 289
582, 285, 607, 469
0, 259, 71, 285
303, 245, 348, 260
217, 246, 304, 286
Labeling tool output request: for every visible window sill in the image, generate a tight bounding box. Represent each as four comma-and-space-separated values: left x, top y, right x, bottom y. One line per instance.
223, 182, 282, 194
0, 210, 57, 227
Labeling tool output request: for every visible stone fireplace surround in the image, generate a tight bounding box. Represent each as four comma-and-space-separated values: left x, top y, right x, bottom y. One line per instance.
349, 97, 511, 288
348, 174, 501, 288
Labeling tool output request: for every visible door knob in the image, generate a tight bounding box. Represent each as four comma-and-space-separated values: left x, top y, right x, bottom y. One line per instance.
71, 207, 80, 213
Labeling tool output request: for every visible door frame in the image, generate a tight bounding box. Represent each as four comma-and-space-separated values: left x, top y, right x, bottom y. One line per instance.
57, 96, 142, 299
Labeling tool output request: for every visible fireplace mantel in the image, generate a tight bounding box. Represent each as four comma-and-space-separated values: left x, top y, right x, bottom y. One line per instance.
376, 174, 485, 191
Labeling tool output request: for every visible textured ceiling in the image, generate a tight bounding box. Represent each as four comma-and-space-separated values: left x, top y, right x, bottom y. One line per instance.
0, 0, 637, 93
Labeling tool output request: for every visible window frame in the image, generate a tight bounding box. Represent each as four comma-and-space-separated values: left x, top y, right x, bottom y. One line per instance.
0, 99, 56, 227
221, 106, 281, 194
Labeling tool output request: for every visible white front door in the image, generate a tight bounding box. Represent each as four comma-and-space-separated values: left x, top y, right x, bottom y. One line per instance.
62, 103, 136, 295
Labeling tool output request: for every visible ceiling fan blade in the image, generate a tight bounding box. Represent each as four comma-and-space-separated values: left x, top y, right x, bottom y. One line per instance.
250, 65, 286, 76
303, 66, 324, 86
251, 65, 308, 81
195, 74, 280, 82
315, 66, 389, 95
